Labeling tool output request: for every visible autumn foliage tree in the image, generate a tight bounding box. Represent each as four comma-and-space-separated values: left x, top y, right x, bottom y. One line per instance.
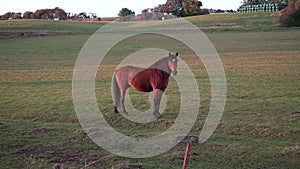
33, 7, 67, 20
54, 7, 68, 20
23, 11, 34, 19
181, 0, 204, 16
160, 0, 206, 16
279, 0, 300, 26
0, 12, 12, 20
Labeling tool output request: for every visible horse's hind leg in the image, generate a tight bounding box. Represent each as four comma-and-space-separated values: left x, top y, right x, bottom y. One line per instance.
153, 89, 163, 118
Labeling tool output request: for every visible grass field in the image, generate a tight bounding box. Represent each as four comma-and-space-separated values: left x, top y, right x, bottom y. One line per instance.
0, 12, 299, 168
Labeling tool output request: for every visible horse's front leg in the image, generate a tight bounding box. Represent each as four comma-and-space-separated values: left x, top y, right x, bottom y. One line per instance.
120, 86, 129, 115
153, 89, 163, 118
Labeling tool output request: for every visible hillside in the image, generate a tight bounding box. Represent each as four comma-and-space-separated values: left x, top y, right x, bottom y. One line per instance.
0, 12, 286, 38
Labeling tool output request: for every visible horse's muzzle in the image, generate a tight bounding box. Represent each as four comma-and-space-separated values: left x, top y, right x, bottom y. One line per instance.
173, 71, 177, 75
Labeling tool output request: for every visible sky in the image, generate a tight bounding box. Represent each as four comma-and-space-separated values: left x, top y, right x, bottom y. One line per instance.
0, 0, 242, 17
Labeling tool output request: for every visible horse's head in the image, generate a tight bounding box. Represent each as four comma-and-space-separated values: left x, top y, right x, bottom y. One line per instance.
168, 52, 178, 75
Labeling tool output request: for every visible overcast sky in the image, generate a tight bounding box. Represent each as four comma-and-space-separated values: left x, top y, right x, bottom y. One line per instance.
0, 0, 242, 17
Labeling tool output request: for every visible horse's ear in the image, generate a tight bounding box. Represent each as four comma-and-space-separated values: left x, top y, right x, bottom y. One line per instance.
176, 52, 178, 57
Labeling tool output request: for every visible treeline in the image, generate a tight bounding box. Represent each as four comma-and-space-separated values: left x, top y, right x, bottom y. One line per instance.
0, 7, 97, 20
150, 0, 209, 17
118, 0, 210, 21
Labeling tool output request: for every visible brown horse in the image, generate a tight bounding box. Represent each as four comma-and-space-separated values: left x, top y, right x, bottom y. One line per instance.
113, 52, 178, 118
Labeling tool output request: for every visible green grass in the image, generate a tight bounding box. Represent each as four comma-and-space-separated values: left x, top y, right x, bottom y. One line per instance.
0, 19, 104, 35
0, 13, 300, 168
187, 12, 281, 32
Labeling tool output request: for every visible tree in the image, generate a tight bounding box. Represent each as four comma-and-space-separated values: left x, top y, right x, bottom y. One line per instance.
32, 8, 67, 20
0, 12, 12, 20
12, 12, 22, 19
279, 0, 300, 27
33, 9, 53, 19
54, 7, 67, 20
163, 0, 182, 14
153, 4, 165, 13
180, 0, 204, 16
118, 8, 135, 17
23, 11, 34, 19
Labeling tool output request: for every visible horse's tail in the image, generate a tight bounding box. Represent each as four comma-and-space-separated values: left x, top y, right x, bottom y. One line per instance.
113, 71, 120, 113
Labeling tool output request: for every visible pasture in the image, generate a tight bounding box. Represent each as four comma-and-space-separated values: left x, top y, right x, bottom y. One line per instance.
0, 12, 299, 168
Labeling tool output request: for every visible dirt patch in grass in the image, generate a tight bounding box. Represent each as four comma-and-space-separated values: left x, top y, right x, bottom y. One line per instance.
282, 145, 300, 158
0, 31, 65, 38
199, 24, 243, 30
32, 128, 49, 134
126, 164, 144, 169
19, 136, 106, 164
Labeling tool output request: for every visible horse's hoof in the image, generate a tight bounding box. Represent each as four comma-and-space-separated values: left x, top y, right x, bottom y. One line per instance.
154, 113, 162, 119
114, 106, 119, 113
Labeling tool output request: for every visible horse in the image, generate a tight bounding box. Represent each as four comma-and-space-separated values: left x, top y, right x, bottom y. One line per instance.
113, 52, 178, 118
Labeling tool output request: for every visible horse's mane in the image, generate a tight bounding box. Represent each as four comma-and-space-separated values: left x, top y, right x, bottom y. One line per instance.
149, 56, 171, 74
